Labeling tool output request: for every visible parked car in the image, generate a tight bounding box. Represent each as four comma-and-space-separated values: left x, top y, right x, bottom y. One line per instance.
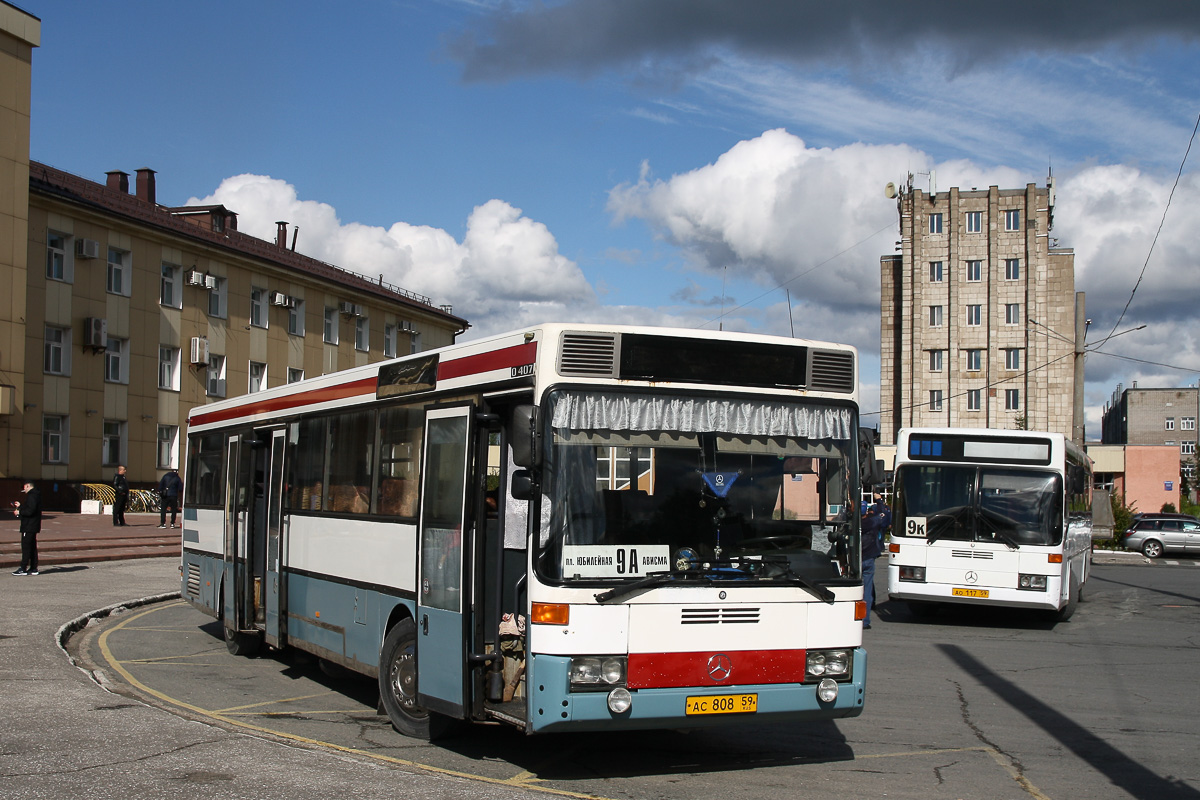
1131, 512, 1199, 524
1121, 517, 1200, 558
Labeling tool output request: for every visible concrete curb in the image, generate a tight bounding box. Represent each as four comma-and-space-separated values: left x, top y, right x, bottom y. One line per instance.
55, 591, 182, 671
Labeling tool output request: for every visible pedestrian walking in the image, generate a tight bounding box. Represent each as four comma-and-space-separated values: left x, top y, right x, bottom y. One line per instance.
112, 465, 129, 526
157, 468, 183, 529
860, 503, 884, 629
12, 481, 42, 575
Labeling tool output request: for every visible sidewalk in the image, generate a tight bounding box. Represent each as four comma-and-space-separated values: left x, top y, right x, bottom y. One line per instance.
0, 511, 179, 569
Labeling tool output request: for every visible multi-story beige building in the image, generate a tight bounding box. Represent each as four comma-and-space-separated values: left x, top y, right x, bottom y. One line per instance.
1, 5, 467, 505
880, 177, 1080, 446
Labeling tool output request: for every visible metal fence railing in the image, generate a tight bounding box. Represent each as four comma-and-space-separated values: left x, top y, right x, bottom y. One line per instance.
79, 484, 161, 513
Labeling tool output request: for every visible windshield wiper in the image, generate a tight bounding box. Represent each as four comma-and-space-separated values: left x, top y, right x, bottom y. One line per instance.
977, 507, 1021, 550
594, 571, 675, 603
777, 569, 836, 604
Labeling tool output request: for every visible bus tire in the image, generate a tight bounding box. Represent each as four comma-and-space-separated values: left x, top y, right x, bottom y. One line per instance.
378, 619, 456, 740
1055, 574, 1079, 622
224, 623, 262, 657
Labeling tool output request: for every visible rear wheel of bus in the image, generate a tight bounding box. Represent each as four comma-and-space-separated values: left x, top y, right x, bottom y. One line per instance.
378, 618, 456, 740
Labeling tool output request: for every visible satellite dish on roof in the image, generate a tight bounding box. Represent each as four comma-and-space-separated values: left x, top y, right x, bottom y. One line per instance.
884, 182, 897, 199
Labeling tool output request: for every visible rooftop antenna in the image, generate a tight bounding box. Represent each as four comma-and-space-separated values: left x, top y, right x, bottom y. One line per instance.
720, 265, 727, 331
786, 288, 795, 337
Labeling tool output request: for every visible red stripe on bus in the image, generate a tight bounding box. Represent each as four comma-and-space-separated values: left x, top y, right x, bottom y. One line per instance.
437, 342, 537, 381
626, 649, 806, 689
189, 376, 378, 427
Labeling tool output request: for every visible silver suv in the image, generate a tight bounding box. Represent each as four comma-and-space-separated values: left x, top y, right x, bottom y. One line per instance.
1121, 516, 1200, 558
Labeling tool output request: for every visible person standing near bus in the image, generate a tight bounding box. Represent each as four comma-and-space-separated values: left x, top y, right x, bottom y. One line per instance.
861, 504, 884, 629
158, 468, 183, 529
112, 465, 129, 527
11, 481, 42, 576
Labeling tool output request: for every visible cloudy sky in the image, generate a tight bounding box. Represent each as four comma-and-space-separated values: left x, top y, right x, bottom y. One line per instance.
25, 1, 1200, 437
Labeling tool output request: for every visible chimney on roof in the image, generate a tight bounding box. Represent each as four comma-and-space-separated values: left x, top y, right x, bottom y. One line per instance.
106, 171, 130, 193
135, 168, 156, 205
276, 221, 288, 249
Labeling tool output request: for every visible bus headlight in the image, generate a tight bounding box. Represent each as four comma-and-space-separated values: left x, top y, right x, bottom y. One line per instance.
817, 678, 839, 703
607, 687, 633, 714
570, 656, 627, 690
1018, 574, 1048, 591
806, 649, 851, 681
899, 566, 926, 582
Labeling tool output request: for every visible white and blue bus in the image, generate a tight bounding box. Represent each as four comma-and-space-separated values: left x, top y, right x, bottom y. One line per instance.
886, 427, 1094, 621
181, 323, 881, 738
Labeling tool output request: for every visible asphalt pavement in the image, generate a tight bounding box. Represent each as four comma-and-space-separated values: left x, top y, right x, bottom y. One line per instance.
0, 556, 546, 800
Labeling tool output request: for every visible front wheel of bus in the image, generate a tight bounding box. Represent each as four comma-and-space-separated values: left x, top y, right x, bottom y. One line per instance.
378, 619, 456, 740
1055, 574, 1079, 622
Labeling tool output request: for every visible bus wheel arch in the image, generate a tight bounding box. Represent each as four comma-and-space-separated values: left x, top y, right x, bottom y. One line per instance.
220, 578, 262, 657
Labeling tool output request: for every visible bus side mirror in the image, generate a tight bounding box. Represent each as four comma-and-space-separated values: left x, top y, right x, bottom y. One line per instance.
511, 469, 534, 501
511, 405, 541, 468
858, 427, 884, 487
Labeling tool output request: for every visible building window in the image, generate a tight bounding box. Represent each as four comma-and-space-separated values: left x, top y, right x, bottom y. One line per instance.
161, 263, 182, 308
44, 326, 69, 375
208, 276, 227, 318
928, 350, 943, 372
1005, 258, 1021, 281
157, 425, 178, 469
1166, 417, 1175, 431
383, 323, 397, 358
249, 361, 267, 393
1005, 303, 1021, 325
107, 247, 130, 296
42, 415, 67, 464
967, 389, 982, 411
966, 260, 982, 282
105, 338, 128, 384
355, 317, 370, 351
928, 213, 943, 234
1182, 441, 1196, 456
47, 231, 71, 282
288, 299, 305, 336
928, 261, 943, 282
965, 349, 982, 371
207, 354, 226, 398
928, 305, 943, 328
1005, 389, 1021, 411
158, 347, 180, 391
102, 420, 124, 466
1005, 348, 1022, 370
1004, 209, 1021, 231
324, 306, 339, 344
965, 211, 982, 234
410, 329, 421, 354
1183, 417, 1196, 431
250, 287, 268, 328
966, 304, 982, 326
929, 390, 944, 411
287, 367, 305, 384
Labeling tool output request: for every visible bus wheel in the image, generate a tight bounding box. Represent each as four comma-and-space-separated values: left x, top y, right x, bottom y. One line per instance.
378, 619, 456, 740
1055, 574, 1079, 622
224, 624, 262, 657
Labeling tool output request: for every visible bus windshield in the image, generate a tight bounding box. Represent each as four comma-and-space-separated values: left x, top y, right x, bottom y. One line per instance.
895, 465, 1064, 547
536, 388, 860, 584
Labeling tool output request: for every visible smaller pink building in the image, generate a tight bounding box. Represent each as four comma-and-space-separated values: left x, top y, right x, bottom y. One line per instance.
1088, 444, 1180, 515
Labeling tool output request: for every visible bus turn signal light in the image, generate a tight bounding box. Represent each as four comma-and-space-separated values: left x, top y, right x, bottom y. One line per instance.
532, 602, 569, 625
854, 601, 866, 621
889, 542, 900, 553
1048, 553, 1063, 563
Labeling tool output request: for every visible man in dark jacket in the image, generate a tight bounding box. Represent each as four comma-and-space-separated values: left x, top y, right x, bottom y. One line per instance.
12, 481, 42, 575
158, 469, 183, 529
112, 465, 129, 527
861, 504, 885, 629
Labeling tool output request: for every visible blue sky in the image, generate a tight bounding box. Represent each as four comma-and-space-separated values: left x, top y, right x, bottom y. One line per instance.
23, 1, 1200, 436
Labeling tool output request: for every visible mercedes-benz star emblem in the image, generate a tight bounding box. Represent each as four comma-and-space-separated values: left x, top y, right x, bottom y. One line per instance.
965, 571, 978, 584
707, 653, 732, 682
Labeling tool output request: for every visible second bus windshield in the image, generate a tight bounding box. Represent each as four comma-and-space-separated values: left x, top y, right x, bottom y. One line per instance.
895, 465, 1064, 546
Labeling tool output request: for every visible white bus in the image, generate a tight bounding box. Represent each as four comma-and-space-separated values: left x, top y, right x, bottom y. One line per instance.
886, 427, 1094, 621
181, 323, 881, 738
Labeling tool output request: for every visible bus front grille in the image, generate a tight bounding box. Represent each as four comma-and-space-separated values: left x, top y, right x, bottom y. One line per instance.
680, 607, 760, 625
951, 550, 994, 559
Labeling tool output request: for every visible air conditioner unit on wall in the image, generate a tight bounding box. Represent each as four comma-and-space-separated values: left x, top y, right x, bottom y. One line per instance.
75, 239, 100, 259
204, 274, 220, 290
352, 304, 365, 317
82, 317, 107, 348
186, 270, 208, 286
270, 291, 290, 307
339, 301, 355, 315
190, 337, 209, 366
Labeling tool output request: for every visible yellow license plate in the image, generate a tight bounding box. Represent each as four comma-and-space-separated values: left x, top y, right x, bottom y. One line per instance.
685, 693, 758, 715
952, 587, 990, 598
